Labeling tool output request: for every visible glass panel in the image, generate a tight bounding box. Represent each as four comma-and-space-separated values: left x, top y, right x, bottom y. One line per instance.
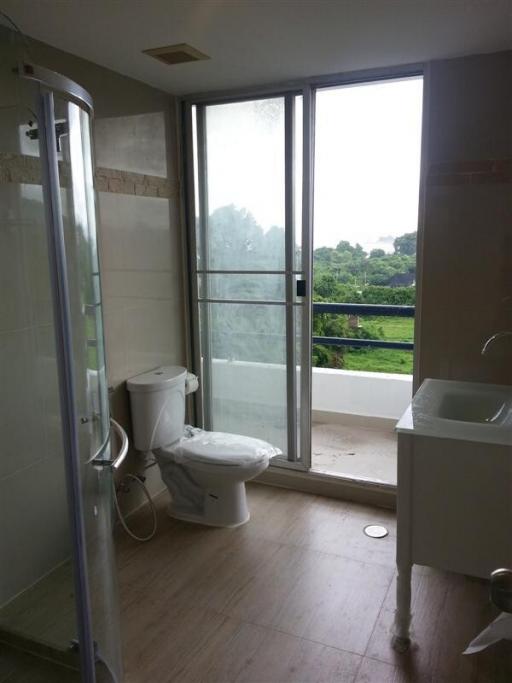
193, 95, 308, 464
201, 98, 286, 271
199, 273, 286, 301
200, 302, 288, 453
0, 32, 81, 671
56, 96, 122, 680
311, 76, 423, 484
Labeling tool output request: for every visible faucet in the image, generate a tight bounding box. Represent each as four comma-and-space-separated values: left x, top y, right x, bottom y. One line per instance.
481, 331, 512, 355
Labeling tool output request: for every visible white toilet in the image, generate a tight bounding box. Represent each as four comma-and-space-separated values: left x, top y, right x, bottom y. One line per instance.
127, 366, 281, 527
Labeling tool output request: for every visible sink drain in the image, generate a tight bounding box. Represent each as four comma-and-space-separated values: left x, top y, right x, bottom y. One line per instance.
364, 524, 388, 539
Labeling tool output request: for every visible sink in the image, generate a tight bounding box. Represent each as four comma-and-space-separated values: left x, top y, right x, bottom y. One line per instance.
396, 378, 512, 445
437, 392, 508, 424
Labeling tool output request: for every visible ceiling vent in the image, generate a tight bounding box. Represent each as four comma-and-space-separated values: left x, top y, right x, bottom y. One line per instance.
143, 43, 210, 65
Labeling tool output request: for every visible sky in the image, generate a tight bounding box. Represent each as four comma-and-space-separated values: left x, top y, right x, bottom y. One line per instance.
204, 76, 423, 254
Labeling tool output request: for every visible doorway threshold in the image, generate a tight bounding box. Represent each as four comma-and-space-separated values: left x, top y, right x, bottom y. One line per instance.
256, 465, 396, 510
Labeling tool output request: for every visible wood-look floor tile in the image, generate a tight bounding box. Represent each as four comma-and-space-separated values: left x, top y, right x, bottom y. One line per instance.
285, 495, 396, 568
355, 656, 433, 683
117, 514, 231, 599
271, 550, 393, 654
122, 598, 240, 683
117, 484, 512, 682
233, 624, 361, 683
184, 535, 393, 655
168, 620, 362, 683
175, 533, 287, 617
247, 484, 397, 568
366, 568, 512, 682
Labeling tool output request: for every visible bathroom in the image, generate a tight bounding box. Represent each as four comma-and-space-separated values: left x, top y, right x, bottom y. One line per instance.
0, 1, 511, 681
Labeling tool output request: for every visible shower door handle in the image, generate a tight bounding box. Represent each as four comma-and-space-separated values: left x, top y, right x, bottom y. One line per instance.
93, 419, 129, 470
108, 419, 129, 470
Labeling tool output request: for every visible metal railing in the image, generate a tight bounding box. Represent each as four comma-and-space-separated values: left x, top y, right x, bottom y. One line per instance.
313, 302, 414, 351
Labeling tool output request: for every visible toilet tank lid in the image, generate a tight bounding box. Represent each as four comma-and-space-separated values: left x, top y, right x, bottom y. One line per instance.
127, 366, 187, 393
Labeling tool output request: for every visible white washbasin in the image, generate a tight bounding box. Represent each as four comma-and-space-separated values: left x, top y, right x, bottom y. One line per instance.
396, 379, 512, 445
437, 391, 508, 424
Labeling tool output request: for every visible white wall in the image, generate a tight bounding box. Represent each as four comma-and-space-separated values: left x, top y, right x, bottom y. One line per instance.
312, 368, 412, 420
210, 359, 413, 424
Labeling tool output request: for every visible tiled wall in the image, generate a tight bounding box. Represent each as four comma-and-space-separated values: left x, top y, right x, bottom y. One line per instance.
0, 130, 71, 605
418, 51, 512, 386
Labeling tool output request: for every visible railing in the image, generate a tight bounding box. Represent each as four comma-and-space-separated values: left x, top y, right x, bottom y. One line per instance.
313, 302, 415, 351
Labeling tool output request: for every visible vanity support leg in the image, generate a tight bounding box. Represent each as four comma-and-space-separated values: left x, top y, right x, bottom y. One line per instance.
393, 433, 413, 652
393, 563, 412, 651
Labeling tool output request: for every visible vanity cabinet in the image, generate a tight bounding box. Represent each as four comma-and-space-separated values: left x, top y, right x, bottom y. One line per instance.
393, 378, 512, 649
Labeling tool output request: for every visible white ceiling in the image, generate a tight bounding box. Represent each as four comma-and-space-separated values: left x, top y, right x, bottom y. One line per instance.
1, 0, 511, 95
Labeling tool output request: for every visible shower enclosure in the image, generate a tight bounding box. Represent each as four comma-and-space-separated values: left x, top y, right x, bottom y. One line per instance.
0, 27, 123, 683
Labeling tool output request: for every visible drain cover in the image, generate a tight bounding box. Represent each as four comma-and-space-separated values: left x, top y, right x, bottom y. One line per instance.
364, 524, 388, 539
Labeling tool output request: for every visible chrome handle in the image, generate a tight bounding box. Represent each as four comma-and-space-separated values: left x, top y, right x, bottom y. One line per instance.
109, 418, 129, 470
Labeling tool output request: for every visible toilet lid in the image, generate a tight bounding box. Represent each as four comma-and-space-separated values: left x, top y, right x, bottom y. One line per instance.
166, 428, 282, 467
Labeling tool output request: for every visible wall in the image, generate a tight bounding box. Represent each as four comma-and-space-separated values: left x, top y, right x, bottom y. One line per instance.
418, 51, 512, 386
312, 368, 412, 421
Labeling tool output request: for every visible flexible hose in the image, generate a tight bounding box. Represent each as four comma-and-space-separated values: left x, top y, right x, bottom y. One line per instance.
113, 473, 157, 542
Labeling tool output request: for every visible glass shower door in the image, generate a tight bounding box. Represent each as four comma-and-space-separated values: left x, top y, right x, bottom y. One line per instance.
55, 94, 122, 682
34, 71, 122, 682
0, 29, 121, 682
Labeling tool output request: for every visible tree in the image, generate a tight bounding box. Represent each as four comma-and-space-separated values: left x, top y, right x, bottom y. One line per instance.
369, 248, 386, 258
393, 232, 416, 256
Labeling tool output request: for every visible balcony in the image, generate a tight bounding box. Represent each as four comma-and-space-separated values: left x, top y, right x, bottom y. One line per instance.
312, 301, 414, 485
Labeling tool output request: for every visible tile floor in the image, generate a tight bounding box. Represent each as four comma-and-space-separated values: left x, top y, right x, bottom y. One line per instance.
116, 483, 511, 682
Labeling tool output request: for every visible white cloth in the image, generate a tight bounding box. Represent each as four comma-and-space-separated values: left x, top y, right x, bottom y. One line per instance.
463, 613, 512, 655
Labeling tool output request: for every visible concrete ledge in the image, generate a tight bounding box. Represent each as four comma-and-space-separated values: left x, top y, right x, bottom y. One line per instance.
312, 409, 397, 431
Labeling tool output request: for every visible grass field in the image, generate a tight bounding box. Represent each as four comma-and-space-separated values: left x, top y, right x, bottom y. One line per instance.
344, 316, 414, 374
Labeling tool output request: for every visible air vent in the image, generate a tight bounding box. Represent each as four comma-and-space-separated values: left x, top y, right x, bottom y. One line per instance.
143, 43, 210, 65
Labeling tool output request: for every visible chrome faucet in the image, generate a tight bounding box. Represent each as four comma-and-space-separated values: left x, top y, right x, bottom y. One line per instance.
481, 331, 512, 355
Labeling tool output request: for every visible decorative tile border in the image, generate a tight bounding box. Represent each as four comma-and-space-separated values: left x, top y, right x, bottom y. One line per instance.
428, 158, 512, 186
0, 153, 175, 198
95, 166, 175, 198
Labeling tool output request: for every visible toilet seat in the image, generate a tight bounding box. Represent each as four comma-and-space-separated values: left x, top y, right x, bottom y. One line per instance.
160, 427, 281, 467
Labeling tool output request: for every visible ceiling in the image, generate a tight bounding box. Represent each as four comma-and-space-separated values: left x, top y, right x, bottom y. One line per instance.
1, 0, 511, 95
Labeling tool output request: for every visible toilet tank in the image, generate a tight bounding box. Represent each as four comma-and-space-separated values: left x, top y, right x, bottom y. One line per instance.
127, 366, 187, 451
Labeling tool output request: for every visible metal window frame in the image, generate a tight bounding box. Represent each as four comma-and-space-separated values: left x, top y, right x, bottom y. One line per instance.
194, 104, 214, 430
180, 61, 425, 477
285, 94, 298, 461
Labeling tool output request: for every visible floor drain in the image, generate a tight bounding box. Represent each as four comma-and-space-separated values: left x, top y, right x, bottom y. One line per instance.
364, 524, 388, 539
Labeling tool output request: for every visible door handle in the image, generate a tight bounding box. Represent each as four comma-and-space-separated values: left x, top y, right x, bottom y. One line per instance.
296, 279, 306, 297
93, 418, 129, 470
109, 418, 129, 470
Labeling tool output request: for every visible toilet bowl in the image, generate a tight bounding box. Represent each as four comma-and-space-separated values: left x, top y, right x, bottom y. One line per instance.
127, 367, 280, 527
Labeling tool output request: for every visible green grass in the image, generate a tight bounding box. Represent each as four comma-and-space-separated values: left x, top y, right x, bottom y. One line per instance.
343, 348, 413, 374
362, 315, 414, 342
313, 315, 414, 374
344, 316, 414, 374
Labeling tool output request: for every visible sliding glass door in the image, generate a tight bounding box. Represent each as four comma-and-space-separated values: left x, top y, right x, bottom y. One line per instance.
187, 93, 312, 466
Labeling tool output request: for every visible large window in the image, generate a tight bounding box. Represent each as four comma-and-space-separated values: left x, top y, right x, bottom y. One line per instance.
313, 77, 423, 376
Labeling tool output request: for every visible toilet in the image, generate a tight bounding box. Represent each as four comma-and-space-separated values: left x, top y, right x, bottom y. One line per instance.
127, 366, 281, 527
